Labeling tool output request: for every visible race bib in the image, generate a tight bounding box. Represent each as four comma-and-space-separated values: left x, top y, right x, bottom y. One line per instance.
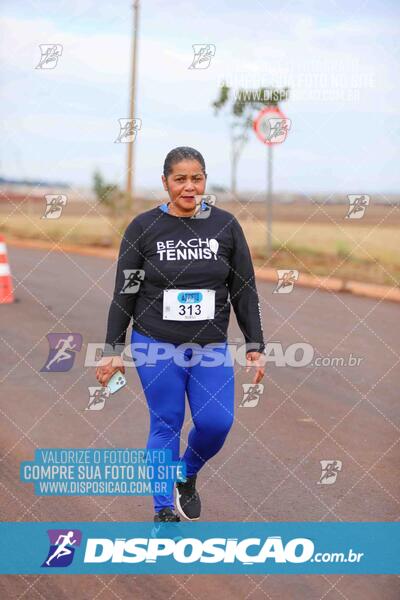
163, 289, 215, 321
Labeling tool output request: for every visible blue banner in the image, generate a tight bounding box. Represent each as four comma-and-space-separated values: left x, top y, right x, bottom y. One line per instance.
0, 522, 398, 574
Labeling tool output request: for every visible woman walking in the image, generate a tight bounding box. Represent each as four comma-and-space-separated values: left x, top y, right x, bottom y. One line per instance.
96, 147, 265, 522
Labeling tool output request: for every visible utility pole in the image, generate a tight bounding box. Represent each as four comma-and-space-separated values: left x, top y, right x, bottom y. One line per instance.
126, 0, 140, 208
230, 127, 237, 197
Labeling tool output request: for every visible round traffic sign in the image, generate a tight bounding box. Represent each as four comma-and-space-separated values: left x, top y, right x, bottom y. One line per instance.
253, 106, 291, 145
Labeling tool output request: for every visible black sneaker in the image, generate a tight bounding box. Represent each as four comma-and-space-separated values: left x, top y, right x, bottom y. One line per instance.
175, 474, 201, 520
153, 507, 180, 522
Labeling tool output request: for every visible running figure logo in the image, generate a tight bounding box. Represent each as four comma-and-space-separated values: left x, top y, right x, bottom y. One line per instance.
239, 383, 264, 408
317, 460, 343, 485
188, 44, 216, 69
42, 529, 82, 567
41, 333, 83, 372
121, 269, 145, 294
192, 194, 216, 219
265, 118, 291, 144
41, 194, 67, 219
85, 386, 110, 411
345, 195, 370, 219
274, 270, 299, 294
35, 44, 63, 69
115, 118, 142, 143
201, 194, 216, 206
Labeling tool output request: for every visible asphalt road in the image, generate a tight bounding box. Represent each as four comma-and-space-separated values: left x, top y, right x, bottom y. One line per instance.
1, 247, 399, 599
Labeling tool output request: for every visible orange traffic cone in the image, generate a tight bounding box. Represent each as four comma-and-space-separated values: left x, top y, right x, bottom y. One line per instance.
0, 235, 14, 303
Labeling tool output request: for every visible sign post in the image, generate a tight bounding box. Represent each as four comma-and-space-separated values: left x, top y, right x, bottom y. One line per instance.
265, 141, 273, 256
253, 106, 291, 256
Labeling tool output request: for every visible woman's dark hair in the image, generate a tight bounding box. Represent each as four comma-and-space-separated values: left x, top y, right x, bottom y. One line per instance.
163, 146, 206, 178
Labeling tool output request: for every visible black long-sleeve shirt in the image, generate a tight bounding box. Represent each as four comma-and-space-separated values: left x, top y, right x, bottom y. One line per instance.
103, 203, 265, 356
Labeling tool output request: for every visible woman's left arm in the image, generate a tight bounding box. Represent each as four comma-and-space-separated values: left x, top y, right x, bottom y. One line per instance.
227, 217, 266, 384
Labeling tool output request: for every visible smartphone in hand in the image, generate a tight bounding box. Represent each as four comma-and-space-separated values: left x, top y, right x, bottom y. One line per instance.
106, 370, 127, 394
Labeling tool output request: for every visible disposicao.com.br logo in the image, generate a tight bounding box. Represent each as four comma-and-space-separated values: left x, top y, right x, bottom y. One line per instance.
83, 535, 363, 565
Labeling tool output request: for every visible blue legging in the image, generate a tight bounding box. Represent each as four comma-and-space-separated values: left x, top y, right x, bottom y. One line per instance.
131, 329, 235, 513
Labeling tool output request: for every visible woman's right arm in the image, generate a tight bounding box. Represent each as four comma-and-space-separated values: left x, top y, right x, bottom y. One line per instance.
96, 218, 144, 386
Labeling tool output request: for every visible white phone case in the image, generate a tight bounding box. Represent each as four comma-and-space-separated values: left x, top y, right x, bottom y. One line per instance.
107, 371, 127, 394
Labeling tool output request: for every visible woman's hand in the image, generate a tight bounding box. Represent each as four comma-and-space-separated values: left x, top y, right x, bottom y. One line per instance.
245, 351, 265, 385
95, 355, 125, 388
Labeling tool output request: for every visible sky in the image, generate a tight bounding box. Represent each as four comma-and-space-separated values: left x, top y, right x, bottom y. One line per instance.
1, 0, 400, 196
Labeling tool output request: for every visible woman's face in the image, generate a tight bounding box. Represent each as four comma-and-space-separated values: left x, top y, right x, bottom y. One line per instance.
162, 159, 207, 215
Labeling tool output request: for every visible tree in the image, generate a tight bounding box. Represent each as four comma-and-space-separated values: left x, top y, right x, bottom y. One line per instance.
212, 84, 289, 196
92, 170, 129, 218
